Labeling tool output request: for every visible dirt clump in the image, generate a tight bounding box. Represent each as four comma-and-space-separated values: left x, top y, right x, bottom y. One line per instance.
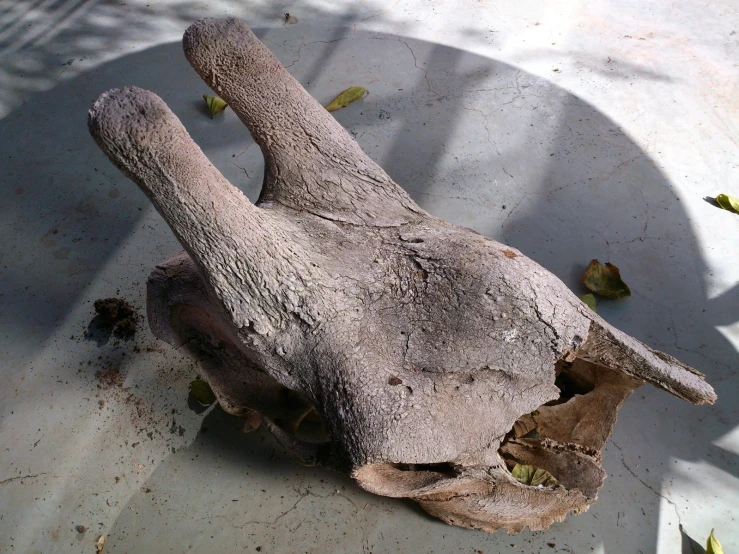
93, 298, 138, 338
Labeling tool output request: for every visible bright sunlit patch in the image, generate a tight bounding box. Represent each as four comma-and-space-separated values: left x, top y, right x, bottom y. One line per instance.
713, 424, 739, 456
717, 324, 739, 357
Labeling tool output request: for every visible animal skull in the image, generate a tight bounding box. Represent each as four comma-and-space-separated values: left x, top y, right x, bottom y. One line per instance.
88, 18, 716, 533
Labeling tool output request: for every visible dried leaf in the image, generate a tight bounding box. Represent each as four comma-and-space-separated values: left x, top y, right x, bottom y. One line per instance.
512, 414, 537, 438
511, 463, 558, 487
325, 86, 368, 112
716, 193, 739, 213
706, 529, 723, 554
583, 260, 631, 300
579, 293, 597, 312
203, 94, 228, 118
242, 408, 261, 433
189, 378, 216, 406
96, 535, 106, 553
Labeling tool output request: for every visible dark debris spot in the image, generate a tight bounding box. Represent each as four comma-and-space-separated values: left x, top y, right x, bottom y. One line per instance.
95, 366, 124, 389
88, 298, 139, 344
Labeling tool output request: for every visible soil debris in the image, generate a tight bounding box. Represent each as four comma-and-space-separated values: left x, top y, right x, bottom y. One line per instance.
92, 298, 138, 339
95, 366, 124, 389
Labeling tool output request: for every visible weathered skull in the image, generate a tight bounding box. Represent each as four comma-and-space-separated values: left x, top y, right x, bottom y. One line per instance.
88, 18, 716, 533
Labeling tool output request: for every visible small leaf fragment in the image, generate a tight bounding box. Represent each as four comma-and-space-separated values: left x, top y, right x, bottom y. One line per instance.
706, 529, 723, 554
325, 86, 368, 112
203, 94, 228, 118
189, 378, 216, 406
511, 463, 558, 487
96, 535, 106, 554
284, 12, 298, 24
583, 259, 631, 300
579, 293, 597, 312
242, 408, 262, 433
512, 413, 537, 438
716, 193, 739, 213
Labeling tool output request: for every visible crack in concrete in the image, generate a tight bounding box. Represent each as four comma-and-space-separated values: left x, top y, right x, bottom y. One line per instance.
285, 38, 349, 69
232, 161, 250, 179
547, 154, 641, 195
371, 36, 435, 96
499, 70, 524, 106
352, 0, 402, 34
237, 485, 363, 528
611, 440, 683, 526
233, 142, 254, 160
460, 104, 501, 155
0, 472, 46, 485
663, 309, 727, 371
636, 294, 729, 371
398, 39, 433, 94
501, 166, 516, 182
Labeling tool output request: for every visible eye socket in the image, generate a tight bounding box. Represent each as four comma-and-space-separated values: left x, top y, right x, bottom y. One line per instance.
271, 388, 332, 444
294, 408, 330, 443
501, 358, 643, 484
548, 359, 597, 405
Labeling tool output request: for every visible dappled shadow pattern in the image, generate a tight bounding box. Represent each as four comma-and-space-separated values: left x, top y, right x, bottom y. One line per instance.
0, 5, 736, 552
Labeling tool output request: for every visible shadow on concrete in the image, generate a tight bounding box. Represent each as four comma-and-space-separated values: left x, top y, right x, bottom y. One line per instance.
681, 524, 706, 554
0, 5, 736, 553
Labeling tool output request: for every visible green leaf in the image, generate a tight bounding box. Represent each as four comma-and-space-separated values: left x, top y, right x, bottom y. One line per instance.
716, 193, 739, 213
189, 378, 216, 406
706, 529, 723, 554
579, 293, 597, 312
511, 463, 558, 487
582, 259, 631, 300
325, 86, 368, 112
203, 94, 228, 118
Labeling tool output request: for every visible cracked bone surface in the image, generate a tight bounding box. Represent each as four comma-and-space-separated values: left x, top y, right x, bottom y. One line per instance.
88, 18, 716, 533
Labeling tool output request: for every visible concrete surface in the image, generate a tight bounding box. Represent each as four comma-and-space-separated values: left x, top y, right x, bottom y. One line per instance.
1, 0, 737, 552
